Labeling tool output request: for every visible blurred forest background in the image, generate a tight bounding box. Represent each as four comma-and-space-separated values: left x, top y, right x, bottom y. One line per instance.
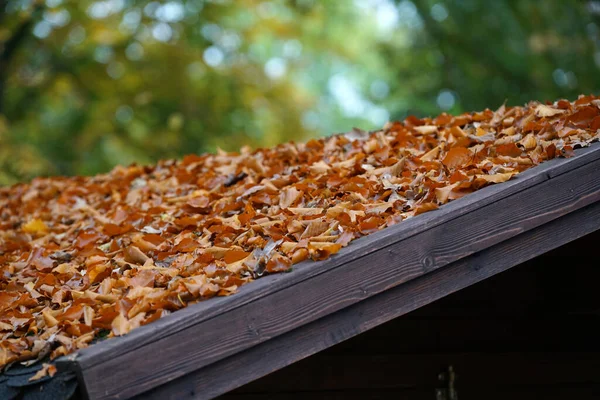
0, 0, 599, 185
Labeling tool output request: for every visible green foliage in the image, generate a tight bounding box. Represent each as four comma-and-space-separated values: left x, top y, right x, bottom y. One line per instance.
0, 0, 599, 185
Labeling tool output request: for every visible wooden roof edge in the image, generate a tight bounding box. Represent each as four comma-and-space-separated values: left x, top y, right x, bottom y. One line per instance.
56, 143, 600, 400
67, 143, 600, 363
137, 199, 600, 400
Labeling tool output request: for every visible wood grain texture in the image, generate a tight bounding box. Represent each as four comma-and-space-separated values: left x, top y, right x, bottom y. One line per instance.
133, 196, 600, 400
228, 237, 600, 400
59, 144, 600, 399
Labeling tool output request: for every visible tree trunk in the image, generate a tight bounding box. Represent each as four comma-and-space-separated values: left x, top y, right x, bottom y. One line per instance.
0, 4, 43, 114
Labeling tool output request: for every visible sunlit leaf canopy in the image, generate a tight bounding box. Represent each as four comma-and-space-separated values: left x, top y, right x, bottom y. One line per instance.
0, 0, 599, 185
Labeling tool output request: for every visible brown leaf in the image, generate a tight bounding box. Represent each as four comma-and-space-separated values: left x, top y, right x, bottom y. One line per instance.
288, 207, 324, 216
224, 249, 251, 264
124, 246, 150, 265
279, 187, 302, 209
186, 195, 210, 209
475, 172, 515, 183
29, 363, 57, 381
442, 147, 471, 169
434, 183, 460, 204
104, 223, 134, 237
308, 242, 342, 261
518, 134, 537, 150
567, 106, 598, 126
535, 104, 566, 118
128, 269, 157, 288
420, 145, 441, 161
414, 202, 439, 216
365, 202, 393, 215
300, 220, 330, 239
496, 143, 523, 157
308, 160, 331, 174
111, 313, 130, 336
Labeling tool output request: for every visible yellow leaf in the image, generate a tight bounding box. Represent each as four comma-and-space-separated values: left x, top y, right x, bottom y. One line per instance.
475, 172, 515, 183
22, 219, 48, 234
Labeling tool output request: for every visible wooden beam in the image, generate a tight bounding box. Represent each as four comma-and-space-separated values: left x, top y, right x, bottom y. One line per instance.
57, 144, 600, 399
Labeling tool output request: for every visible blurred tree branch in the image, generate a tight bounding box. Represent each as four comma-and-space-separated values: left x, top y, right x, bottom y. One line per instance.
410, 1, 531, 102
0, 2, 44, 114
0, 0, 597, 186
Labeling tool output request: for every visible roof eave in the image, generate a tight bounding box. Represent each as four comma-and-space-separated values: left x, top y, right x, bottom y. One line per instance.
57, 143, 600, 400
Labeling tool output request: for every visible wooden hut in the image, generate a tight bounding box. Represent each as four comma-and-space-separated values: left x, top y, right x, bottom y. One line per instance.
61, 143, 600, 399
2, 98, 600, 400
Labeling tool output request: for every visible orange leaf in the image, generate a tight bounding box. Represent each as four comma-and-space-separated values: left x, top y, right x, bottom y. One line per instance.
496, 143, 523, 157
224, 249, 251, 264
414, 202, 439, 216
442, 147, 471, 169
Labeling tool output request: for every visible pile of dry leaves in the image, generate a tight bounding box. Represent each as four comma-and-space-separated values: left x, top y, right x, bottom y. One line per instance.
1, 95, 599, 368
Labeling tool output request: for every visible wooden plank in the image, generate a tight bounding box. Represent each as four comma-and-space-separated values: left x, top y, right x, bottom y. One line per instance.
408, 230, 600, 319
132, 197, 600, 399
69, 144, 600, 366
66, 146, 600, 399
335, 233, 600, 354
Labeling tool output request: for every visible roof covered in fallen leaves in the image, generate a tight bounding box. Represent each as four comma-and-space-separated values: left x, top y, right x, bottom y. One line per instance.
1, 94, 600, 370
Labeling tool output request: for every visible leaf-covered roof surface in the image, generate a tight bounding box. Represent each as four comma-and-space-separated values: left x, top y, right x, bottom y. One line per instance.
1, 95, 599, 369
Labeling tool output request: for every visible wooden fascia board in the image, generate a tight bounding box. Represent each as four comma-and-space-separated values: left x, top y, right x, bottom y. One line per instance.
56, 144, 600, 399
137, 198, 600, 400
